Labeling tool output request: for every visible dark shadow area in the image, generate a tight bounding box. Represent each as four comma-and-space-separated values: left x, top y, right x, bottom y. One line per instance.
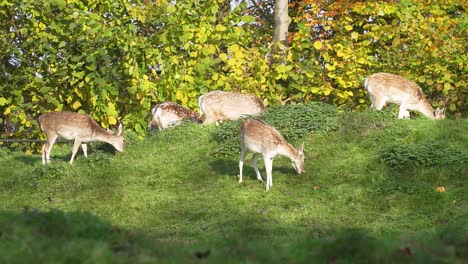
210, 157, 300, 180
13, 154, 41, 165
1, 191, 467, 263
11, 141, 121, 166
210, 158, 239, 177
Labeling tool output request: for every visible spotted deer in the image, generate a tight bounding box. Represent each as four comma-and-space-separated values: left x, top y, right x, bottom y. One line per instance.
198, 90, 266, 125
148, 102, 201, 130
364, 72, 445, 119
38, 111, 125, 164
239, 119, 305, 191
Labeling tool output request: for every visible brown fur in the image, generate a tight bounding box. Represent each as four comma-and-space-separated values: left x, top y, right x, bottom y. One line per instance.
199, 91, 266, 125
39, 112, 106, 136
161, 103, 201, 122
239, 119, 305, 191
39, 111, 125, 164
364, 72, 445, 119
148, 102, 201, 130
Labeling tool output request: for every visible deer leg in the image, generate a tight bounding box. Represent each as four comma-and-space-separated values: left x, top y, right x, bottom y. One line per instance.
404, 110, 410, 119
43, 134, 58, 165
202, 115, 216, 125
70, 138, 82, 164
398, 104, 410, 119
252, 153, 263, 182
374, 98, 386, 111
368, 94, 376, 108
42, 144, 47, 164
81, 144, 88, 158
239, 145, 246, 183
264, 156, 273, 191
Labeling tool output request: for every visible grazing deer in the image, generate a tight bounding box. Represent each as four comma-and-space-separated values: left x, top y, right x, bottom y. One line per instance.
364, 72, 445, 119
148, 102, 201, 130
198, 90, 266, 125
239, 119, 305, 191
38, 111, 125, 164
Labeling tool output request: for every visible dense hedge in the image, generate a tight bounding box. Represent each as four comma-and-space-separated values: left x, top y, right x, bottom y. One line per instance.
1, 0, 466, 151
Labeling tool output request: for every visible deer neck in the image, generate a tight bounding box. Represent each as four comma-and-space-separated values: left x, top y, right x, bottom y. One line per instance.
277, 141, 299, 160
416, 99, 436, 119
93, 126, 115, 143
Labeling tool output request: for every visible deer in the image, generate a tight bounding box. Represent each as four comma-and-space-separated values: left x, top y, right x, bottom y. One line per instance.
239, 119, 305, 191
364, 72, 445, 119
148, 102, 202, 131
38, 111, 125, 164
198, 90, 266, 125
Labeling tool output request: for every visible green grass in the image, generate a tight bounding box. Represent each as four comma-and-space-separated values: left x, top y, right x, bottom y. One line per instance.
0, 109, 467, 263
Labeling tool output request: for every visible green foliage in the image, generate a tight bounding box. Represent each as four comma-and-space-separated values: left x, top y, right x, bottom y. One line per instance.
290, 0, 466, 112
337, 107, 396, 135
212, 102, 339, 157
0, 0, 466, 152
260, 102, 339, 141
211, 119, 244, 158
379, 142, 468, 170
1, 115, 467, 263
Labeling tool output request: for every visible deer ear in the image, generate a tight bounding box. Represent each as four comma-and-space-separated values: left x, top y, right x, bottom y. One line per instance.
117, 123, 123, 136
299, 142, 304, 152
435, 107, 445, 116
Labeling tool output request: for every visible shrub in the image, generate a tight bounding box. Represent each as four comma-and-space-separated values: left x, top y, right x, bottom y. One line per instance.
379, 142, 468, 170
212, 102, 339, 157
338, 107, 396, 135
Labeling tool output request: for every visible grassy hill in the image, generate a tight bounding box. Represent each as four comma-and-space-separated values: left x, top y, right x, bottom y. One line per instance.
0, 104, 467, 263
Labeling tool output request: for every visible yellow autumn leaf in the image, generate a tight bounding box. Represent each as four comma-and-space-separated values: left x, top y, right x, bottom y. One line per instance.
108, 115, 117, 125
345, 25, 353, 31
72, 100, 81, 109
229, 44, 240, 52
337, 50, 351, 59
325, 64, 336, 71
176, 90, 184, 100
74, 88, 84, 99
208, 44, 216, 55
215, 24, 226, 32
351, 32, 359, 40
311, 87, 321, 94
4, 107, 11, 115
313, 41, 323, 50
184, 75, 195, 83
234, 50, 244, 59
108, 101, 116, 112
219, 53, 228, 61
37, 22, 46, 30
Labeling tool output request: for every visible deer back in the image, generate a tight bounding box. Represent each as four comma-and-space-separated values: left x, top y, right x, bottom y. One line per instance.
241, 119, 305, 173
39, 111, 125, 151
199, 91, 266, 124
365, 72, 445, 119
241, 119, 284, 154
149, 102, 201, 130
365, 72, 430, 106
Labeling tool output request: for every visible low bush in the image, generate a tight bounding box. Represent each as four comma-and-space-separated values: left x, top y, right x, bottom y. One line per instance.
212, 102, 339, 157
379, 142, 468, 170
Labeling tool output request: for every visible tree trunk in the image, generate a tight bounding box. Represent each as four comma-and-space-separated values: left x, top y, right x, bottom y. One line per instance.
272, 0, 291, 50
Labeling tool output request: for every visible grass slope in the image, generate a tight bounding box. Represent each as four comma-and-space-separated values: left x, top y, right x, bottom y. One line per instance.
0, 108, 467, 263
